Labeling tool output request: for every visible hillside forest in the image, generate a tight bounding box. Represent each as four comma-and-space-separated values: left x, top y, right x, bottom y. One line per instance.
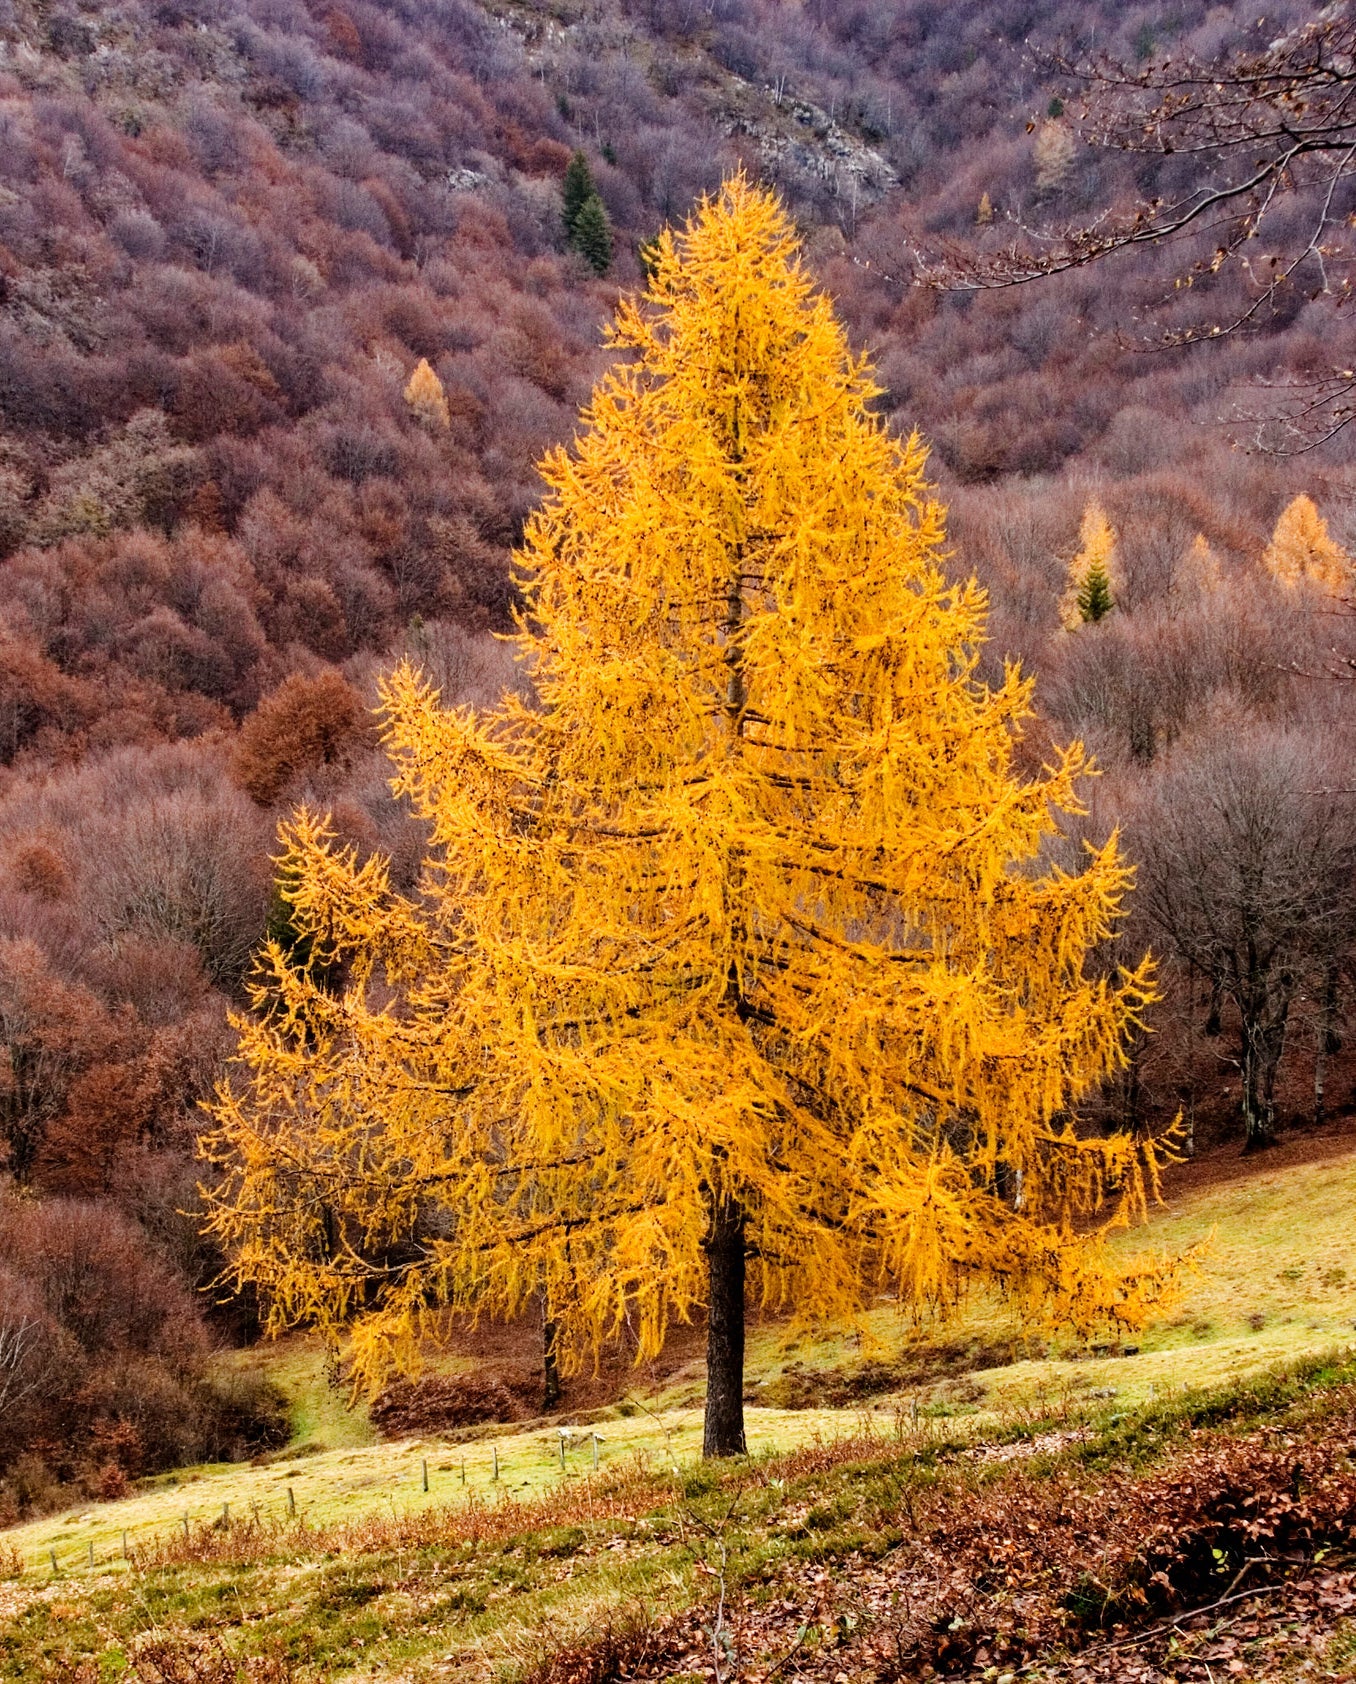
0, 0, 1355, 1513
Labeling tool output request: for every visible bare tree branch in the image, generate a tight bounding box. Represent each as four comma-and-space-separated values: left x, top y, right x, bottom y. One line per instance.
912, 7, 1356, 448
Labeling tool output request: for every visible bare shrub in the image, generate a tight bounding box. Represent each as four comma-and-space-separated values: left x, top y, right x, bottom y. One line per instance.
231, 670, 375, 805
370, 1369, 541, 1435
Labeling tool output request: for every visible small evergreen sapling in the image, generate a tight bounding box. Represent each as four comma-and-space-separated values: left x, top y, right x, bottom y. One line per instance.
1061, 502, 1118, 628
561, 151, 612, 274
1077, 554, 1114, 623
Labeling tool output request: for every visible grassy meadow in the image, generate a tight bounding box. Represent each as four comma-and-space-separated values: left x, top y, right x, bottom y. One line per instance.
2, 1141, 1354, 1679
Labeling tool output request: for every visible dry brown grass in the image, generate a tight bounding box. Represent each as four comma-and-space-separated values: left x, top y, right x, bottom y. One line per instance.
51, 1632, 297, 1683
133, 1430, 891, 1575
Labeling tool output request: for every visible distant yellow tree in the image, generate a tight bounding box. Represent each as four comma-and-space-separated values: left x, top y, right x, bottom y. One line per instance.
1263, 494, 1350, 593
403, 357, 450, 429
204, 179, 1172, 1458
1060, 502, 1119, 629
1034, 118, 1077, 191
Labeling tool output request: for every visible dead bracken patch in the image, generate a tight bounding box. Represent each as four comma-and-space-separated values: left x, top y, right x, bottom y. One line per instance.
524, 1388, 1356, 1682
370, 1368, 544, 1435
50, 1631, 296, 1683
524, 1611, 690, 1684
751, 1336, 1047, 1409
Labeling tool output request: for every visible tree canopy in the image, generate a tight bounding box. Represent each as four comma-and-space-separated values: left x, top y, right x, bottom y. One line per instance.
205, 178, 1175, 1457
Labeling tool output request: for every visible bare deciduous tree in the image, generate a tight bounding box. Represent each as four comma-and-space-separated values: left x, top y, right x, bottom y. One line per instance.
1130, 727, 1355, 1151
0, 1312, 52, 1422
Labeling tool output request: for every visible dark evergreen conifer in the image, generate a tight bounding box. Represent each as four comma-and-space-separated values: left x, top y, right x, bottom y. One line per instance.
1077, 556, 1114, 623
572, 193, 613, 276
562, 150, 595, 241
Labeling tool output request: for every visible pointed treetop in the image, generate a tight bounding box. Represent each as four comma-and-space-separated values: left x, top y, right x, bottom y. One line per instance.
1263, 493, 1350, 593
1060, 501, 1118, 629
403, 357, 449, 429
562, 149, 596, 238
571, 192, 613, 276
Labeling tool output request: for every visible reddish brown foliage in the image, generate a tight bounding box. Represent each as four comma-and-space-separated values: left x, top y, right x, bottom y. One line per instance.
370, 1369, 545, 1435
894, 1421, 1356, 1672
517, 1404, 1356, 1683
0, 1193, 286, 1514
9, 841, 69, 902
527, 1616, 690, 1684
230, 670, 373, 805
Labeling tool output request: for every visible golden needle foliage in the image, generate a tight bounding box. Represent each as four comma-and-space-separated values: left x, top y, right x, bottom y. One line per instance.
204, 179, 1174, 1396
1263, 494, 1350, 593
403, 357, 450, 429
1033, 118, 1077, 192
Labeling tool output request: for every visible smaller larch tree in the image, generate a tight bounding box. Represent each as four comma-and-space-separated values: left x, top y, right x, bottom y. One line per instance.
403, 359, 450, 430
1263, 495, 1350, 594
1060, 503, 1118, 629
1033, 118, 1076, 193
205, 179, 1177, 1460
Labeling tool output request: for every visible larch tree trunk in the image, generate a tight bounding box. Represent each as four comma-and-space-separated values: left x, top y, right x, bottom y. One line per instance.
703, 477, 750, 1461
702, 1197, 747, 1458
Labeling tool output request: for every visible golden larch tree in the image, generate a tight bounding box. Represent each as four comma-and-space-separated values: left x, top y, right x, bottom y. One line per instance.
1034, 118, 1077, 191
1059, 502, 1119, 629
1263, 494, 1350, 593
403, 357, 450, 429
204, 179, 1172, 1458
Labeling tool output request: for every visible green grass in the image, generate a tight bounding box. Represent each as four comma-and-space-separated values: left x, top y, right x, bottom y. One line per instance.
2, 1404, 872, 1577
4, 1351, 1354, 1683
219, 1337, 377, 1453
11, 1146, 1356, 1576
3, 1144, 1355, 1678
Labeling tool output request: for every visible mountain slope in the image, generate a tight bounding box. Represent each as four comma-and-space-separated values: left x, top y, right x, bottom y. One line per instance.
0, 0, 1354, 1520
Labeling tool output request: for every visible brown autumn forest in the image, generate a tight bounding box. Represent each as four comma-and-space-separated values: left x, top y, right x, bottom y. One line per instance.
0, 0, 1354, 1516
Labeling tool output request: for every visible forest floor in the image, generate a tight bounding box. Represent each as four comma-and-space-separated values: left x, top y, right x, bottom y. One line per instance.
3, 1131, 1356, 1681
